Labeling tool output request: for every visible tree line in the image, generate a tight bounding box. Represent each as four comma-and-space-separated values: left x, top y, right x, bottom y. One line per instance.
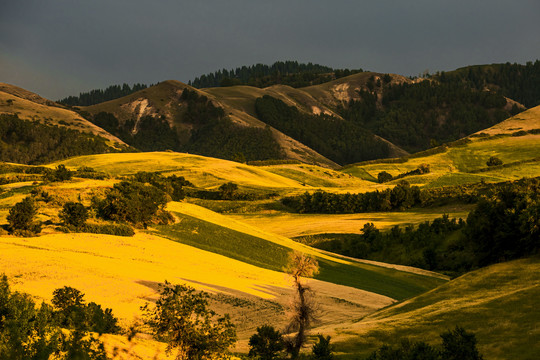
338, 78, 513, 153
58, 83, 149, 106
435, 60, 540, 108
298, 178, 539, 276
190, 60, 335, 88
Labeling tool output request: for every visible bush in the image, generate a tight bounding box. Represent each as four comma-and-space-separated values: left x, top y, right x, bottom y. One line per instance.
80, 223, 135, 236
94, 180, 170, 226
142, 282, 236, 360
44, 164, 73, 182
377, 171, 393, 183
52, 286, 120, 335
7, 196, 41, 234
486, 156, 503, 167
59, 202, 89, 228
248, 325, 285, 360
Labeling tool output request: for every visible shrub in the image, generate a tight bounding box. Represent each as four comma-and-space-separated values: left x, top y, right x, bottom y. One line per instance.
312, 334, 333, 360
7, 196, 41, 234
59, 202, 89, 228
486, 156, 503, 167
142, 282, 236, 360
44, 164, 73, 182
94, 180, 169, 226
377, 171, 393, 183
80, 223, 135, 236
248, 325, 285, 360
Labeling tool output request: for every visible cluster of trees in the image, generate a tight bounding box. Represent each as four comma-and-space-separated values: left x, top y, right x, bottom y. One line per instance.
339, 79, 511, 152
435, 60, 540, 107
93, 180, 172, 228
304, 178, 540, 275
283, 181, 422, 214
189, 61, 335, 88
58, 83, 148, 106
464, 178, 540, 267
0, 114, 119, 164
255, 95, 391, 164
0, 275, 118, 360
377, 164, 430, 183
307, 215, 466, 273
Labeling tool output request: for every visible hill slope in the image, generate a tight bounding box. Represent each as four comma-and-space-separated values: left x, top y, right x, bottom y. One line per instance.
343, 104, 540, 188
325, 257, 540, 360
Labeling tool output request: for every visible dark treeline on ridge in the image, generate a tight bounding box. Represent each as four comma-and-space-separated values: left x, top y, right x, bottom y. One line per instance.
255, 95, 390, 164
436, 60, 540, 108
58, 83, 149, 106
0, 114, 123, 164
189, 60, 362, 88
339, 78, 513, 153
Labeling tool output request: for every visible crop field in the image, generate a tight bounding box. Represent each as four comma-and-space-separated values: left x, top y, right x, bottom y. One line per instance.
322, 258, 540, 360
227, 205, 472, 238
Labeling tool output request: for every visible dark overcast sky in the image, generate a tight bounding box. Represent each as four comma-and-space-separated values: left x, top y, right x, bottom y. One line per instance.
1, 0, 539, 100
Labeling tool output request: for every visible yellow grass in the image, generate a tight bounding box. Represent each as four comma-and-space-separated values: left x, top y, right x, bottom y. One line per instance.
166, 201, 350, 264
474, 105, 540, 135
227, 206, 471, 238
0, 232, 393, 350
56, 152, 307, 189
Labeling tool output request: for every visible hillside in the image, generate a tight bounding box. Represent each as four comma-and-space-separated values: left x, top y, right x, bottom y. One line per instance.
83, 80, 340, 167
323, 257, 540, 360
343, 104, 540, 188
0, 84, 125, 145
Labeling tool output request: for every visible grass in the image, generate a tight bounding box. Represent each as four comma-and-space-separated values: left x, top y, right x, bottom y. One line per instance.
227, 205, 472, 238
326, 257, 540, 360
156, 203, 446, 300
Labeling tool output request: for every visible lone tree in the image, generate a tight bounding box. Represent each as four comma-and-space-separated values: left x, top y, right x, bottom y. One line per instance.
284, 251, 319, 358
142, 282, 236, 360
248, 325, 285, 360
7, 196, 41, 234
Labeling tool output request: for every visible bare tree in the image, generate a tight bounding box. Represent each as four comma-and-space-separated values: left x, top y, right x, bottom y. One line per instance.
284, 251, 319, 358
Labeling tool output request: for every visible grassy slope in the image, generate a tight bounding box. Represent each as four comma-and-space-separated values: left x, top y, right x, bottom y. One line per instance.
0, 90, 125, 146
343, 106, 540, 187
326, 257, 540, 360
161, 202, 445, 300
227, 205, 472, 238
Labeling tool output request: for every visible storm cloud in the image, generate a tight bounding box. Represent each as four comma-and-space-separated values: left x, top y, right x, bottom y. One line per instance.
1, 0, 539, 99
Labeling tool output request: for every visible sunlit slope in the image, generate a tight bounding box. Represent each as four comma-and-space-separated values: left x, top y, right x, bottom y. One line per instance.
0, 88, 125, 146
55, 152, 374, 191
159, 202, 446, 300
0, 233, 392, 325
343, 106, 540, 187
56, 152, 304, 189
326, 258, 540, 360
227, 205, 471, 238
